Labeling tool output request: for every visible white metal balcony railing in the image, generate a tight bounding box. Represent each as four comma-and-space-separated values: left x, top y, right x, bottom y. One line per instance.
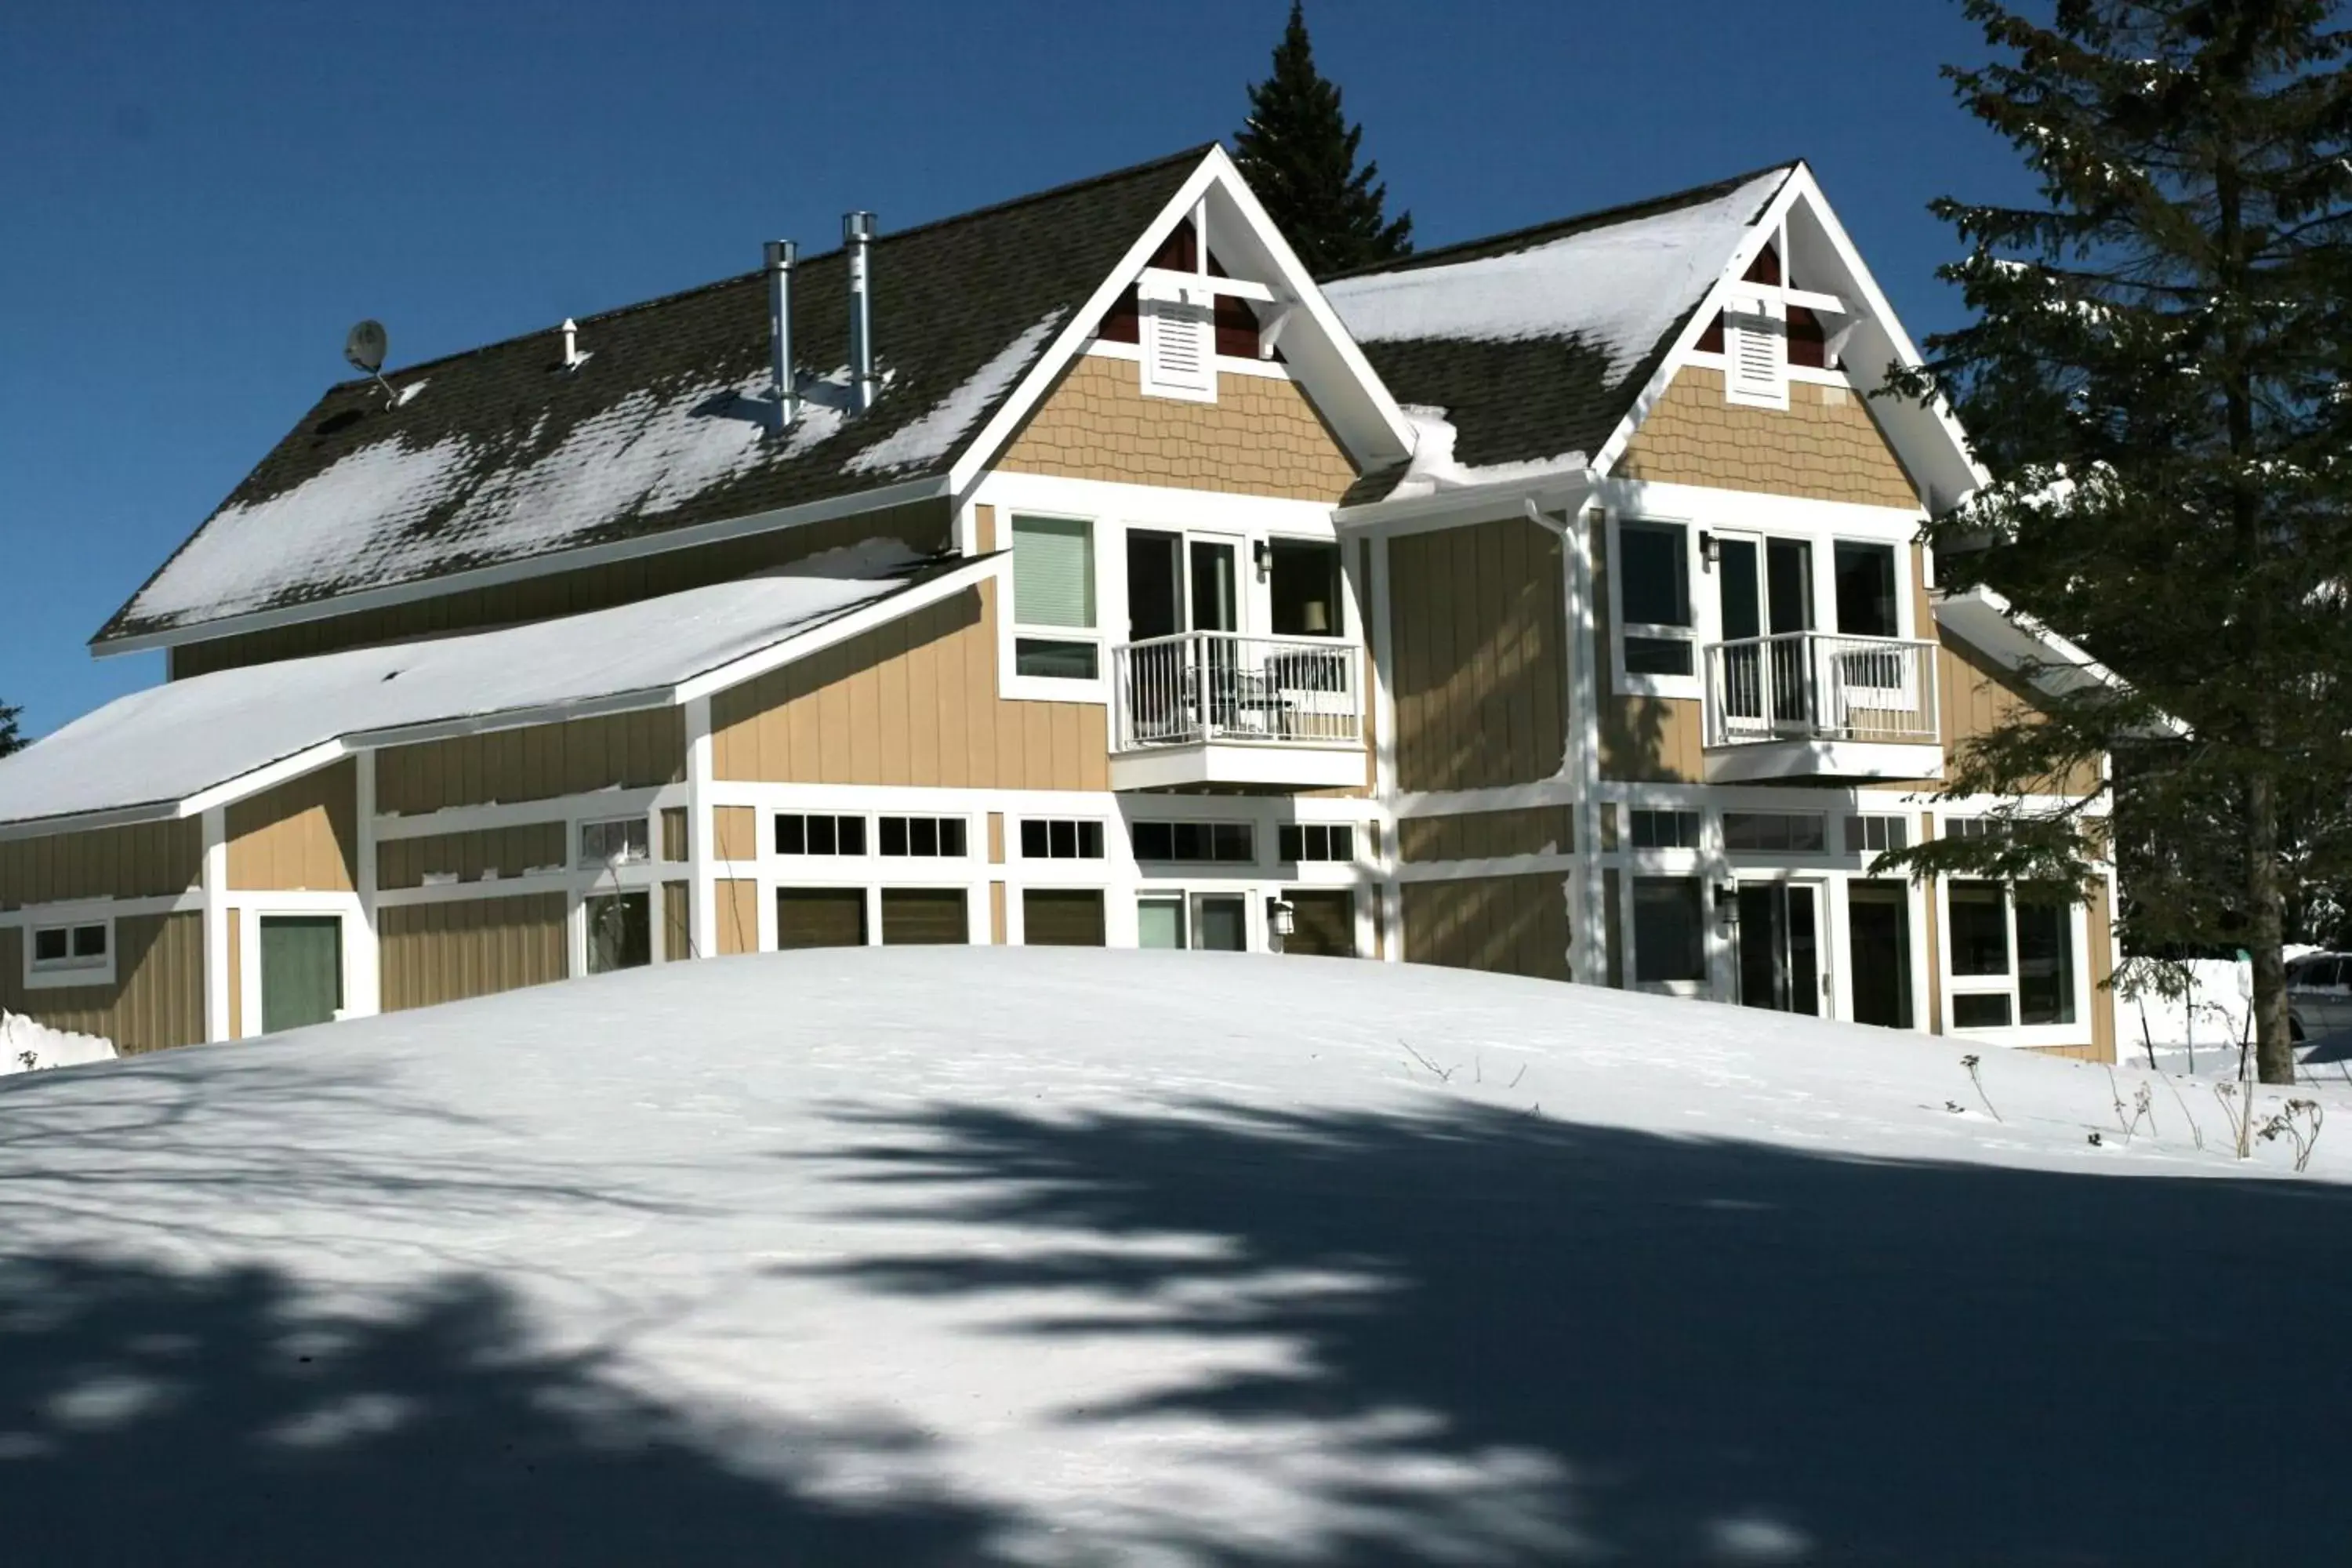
1702, 631, 1940, 749
1112, 632, 1364, 752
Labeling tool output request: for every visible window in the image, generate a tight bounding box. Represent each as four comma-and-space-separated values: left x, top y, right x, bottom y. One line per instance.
1632, 878, 1708, 983
579, 817, 649, 868
1132, 821, 1254, 864
1629, 809, 1701, 850
1722, 811, 1827, 854
586, 891, 651, 975
1844, 815, 1911, 855
1277, 823, 1355, 863
881, 888, 967, 945
1138, 895, 1187, 949
1946, 817, 2005, 841
775, 813, 867, 856
879, 815, 967, 858
29, 921, 109, 973
1011, 514, 1098, 679
1024, 888, 1106, 946
1020, 818, 1105, 860
1834, 543, 1900, 639
1617, 521, 1694, 678
1946, 880, 2080, 1032
1269, 539, 1345, 637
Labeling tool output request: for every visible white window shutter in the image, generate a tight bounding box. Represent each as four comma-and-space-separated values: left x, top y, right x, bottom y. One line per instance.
1138, 276, 1217, 402
1722, 290, 1788, 409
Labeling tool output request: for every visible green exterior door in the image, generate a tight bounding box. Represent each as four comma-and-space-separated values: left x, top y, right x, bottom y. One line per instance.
260, 916, 343, 1034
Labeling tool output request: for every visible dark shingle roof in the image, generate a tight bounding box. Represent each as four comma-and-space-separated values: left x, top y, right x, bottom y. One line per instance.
100, 147, 1210, 646
1321, 163, 1798, 506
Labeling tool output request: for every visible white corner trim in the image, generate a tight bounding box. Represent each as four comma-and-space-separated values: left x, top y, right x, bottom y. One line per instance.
202, 807, 230, 1043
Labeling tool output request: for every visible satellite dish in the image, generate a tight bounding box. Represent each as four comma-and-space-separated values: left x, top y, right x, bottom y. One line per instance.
344, 319, 388, 373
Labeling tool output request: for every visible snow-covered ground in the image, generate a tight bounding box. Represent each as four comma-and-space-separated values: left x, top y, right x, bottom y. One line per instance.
0, 1010, 115, 1074
2, 949, 2346, 1566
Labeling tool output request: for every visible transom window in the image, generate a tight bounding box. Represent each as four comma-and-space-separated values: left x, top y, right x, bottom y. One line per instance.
1628, 808, 1701, 850
1277, 823, 1355, 863
775, 813, 868, 856
1011, 514, 1098, 680
579, 817, 649, 868
30, 922, 109, 971
1617, 520, 1695, 680
1844, 815, 1911, 855
1722, 811, 1827, 854
879, 815, 967, 858
1021, 819, 1105, 860
1132, 821, 1254, 864
1947, 880, 2078, 1029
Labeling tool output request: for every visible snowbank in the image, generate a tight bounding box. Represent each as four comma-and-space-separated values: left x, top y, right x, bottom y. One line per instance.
1, 950, 2346, 1564
0, 1010, 115, 1073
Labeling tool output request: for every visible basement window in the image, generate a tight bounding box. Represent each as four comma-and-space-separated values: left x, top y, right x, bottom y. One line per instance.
1132, 821, 1254, 865
30, 921, 110, 973
1020, 819, 1105, 860
879, 815, 968, 858
776, 814, 868, 856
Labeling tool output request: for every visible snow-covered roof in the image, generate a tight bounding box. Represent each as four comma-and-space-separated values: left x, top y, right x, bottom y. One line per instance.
1322, 164, 1794, 504
3, 545, 986, 832
97, 147, 1210, 649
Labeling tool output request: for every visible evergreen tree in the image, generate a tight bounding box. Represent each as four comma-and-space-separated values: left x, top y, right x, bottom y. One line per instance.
1233, 2, 1412, 274
1883, 1, 2352, 1083
0, 699, 19, 758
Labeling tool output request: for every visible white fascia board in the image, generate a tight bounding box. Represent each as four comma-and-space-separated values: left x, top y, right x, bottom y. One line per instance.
673, 554, 1007, 703
341, 691, 674, 753
94, 475, 950, 660
0, 737, 356, 844
949, 147, 1415, 499
1933, 584, 2157, 717
948, 152, 1231, 499
1334, 470, 1597, 536
1193, 144, 1417, 463
1588, 167, 1804, 481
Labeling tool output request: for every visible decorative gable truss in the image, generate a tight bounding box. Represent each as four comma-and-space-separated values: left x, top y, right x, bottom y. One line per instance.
1595, 164, 1985, 517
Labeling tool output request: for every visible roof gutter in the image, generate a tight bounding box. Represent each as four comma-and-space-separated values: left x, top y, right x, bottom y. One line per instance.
1333, 467, 1599, 535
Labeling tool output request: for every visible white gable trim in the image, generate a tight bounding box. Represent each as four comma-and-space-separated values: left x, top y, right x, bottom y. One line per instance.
947, 145, 1415, 499
1586, 163, 1984, 510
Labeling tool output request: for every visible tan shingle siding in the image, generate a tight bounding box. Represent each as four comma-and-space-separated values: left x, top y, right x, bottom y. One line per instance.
1615, 367, 1920, 510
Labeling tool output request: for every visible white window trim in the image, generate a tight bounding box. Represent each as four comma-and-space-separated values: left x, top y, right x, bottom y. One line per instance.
576, 813, 652, 871
1002, 507, 1111, 704
1609, 514, 1703, 700
22, 906, 117, 991
1936, 878, 2092, 1048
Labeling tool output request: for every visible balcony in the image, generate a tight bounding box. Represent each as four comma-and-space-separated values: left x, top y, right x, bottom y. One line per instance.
1109, 631, 1367, 791
1700, 631, 1944, 783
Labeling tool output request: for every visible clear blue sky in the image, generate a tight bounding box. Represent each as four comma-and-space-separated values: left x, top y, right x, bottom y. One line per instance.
0, 0, 2028, 739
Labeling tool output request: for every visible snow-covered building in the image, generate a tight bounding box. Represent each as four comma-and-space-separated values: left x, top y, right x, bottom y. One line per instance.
0, 146, 2119, 1058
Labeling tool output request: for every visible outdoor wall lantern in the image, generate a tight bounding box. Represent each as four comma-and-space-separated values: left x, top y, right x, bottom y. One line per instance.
1266, 896, 1297, 938
1714, 882, 1740, 937
1699, 529, 1722, 570
1252, 539, 1272, 580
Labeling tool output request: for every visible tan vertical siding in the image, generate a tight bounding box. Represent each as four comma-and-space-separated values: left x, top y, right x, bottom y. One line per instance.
168, 501, 955, 678
996, 358, 1358, 502
661, 808, 689, 863
0, 819, 204, 910
710, 583, 1108, 789
1591, 520, 1705, 782
2087, 880, 2117, 1064
1398, 807, 1573, 864
380, 895, 567, 1012
987, 813, 1006, 864
1614, 367, 1921, 509
0, 913, 206, 1054
375, 708, 685, 815
716, 879, 760, 956
663, 880, 691, 960
713, 807, 758, 862
227, 760, 358, 891
1936, 633, 2106, 797
1386, 519, 1566, 793
376, 822, 568, 890
989, 880, 1007, 942
1399, 873, 1571, 982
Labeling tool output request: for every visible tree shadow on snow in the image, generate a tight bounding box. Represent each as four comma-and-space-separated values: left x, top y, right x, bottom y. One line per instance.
800, 1098, 2352, 1566
0, 1251, 1004, 1567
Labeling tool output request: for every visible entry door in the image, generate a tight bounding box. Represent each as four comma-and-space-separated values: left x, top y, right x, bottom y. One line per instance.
1715, 534, 1816, 731
1736, 882, 1824, 1016
260, 916, 342, 1034
1192, 893, 1249, 952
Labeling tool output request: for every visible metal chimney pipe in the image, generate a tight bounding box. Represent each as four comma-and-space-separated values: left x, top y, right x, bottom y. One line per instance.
764, 240, 798, 434
844, 210, 878, 414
